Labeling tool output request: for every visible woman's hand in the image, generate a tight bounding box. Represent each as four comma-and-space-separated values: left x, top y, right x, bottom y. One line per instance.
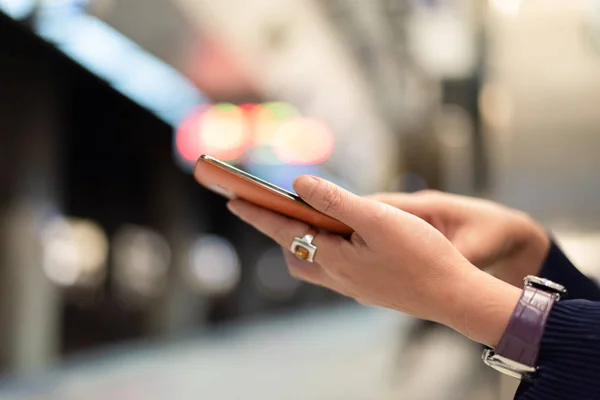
227, 176, 521, 348
367, 191, 551, 288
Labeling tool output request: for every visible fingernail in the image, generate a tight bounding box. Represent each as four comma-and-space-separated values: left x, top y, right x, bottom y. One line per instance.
227, 201, 239, 216
293, 176, 319, 196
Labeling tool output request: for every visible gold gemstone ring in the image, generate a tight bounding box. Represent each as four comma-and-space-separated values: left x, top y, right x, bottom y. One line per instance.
290, 231, 318, 263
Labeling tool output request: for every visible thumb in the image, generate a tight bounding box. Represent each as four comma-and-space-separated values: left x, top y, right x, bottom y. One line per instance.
293, 176, 380, 231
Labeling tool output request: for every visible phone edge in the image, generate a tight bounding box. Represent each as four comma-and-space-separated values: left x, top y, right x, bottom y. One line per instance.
198, 155, 306, 204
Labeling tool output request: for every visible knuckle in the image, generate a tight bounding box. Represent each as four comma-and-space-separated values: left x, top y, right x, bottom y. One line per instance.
321, 184, 344, 214
416, 189, 441, 198
369, 203, 393, 226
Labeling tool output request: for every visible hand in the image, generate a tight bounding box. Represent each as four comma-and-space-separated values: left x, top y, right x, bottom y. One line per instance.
227, 176, 521, 348
367, 191, 551, 288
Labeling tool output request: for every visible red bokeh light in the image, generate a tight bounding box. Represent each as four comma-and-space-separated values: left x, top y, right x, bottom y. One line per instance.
176, 104, 250, 162
176, 106, 207, 162
176, 103, 335, 165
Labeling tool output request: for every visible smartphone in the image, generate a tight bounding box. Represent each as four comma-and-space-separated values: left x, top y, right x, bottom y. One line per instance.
194, 155, 353, 234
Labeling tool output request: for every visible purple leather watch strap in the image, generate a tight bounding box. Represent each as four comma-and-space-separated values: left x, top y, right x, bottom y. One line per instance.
495, 285, 558, 367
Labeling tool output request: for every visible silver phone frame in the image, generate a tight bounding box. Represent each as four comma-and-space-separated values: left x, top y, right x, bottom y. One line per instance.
199, 155, 306, 203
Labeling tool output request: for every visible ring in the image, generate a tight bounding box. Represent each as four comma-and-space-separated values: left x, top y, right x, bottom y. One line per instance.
290, 230, 318, 263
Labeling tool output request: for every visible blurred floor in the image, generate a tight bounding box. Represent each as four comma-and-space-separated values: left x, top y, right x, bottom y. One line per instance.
0, 304, 507, 400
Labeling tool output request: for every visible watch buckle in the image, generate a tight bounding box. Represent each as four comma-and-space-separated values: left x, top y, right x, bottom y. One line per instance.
482, 349, 536, 380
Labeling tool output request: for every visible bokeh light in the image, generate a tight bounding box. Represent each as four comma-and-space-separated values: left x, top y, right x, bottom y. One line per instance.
175, 105, 208, 162
41, 217, 109, 288
199, 103, 250, 160
176, 103, 250, 162
250, 102, 301, 146
271, 117, 335, 165
112, 225, 171, 308
175, 102, 334, 167
186, 235, 241, 296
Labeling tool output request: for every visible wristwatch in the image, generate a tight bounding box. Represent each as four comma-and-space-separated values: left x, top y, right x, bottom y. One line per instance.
482, 275, 567, 380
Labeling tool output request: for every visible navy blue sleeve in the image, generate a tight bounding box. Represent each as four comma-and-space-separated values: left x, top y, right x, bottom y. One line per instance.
514, 241, 600, 400
514, 300, 600, 400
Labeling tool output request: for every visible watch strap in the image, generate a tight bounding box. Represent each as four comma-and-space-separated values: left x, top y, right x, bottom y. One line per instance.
495, 284, 558, 367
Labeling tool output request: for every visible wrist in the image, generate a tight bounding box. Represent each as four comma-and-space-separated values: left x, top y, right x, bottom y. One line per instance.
454, 269, 522, 347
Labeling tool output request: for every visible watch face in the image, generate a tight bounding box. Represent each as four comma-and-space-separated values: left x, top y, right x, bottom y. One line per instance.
525, 275, 567, 294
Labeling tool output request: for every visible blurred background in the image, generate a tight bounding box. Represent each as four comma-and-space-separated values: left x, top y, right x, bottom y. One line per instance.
1, 0, 600, 399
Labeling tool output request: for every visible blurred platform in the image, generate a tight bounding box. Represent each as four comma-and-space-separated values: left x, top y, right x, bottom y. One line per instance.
0, 305, 412, 400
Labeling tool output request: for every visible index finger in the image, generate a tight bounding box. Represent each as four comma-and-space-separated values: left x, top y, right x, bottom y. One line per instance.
227, 199, 347, 265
